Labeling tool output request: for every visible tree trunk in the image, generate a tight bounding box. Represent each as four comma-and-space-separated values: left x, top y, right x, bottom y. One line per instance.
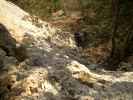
104, 0, 133, 70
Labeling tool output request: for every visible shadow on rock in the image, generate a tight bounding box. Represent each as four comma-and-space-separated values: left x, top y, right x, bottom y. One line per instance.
0, 23, 28, 64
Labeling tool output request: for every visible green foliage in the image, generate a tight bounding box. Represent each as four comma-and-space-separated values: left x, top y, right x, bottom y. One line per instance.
80, 0, 112, 42
52, 0, 59, 3
119, 0, 133, 16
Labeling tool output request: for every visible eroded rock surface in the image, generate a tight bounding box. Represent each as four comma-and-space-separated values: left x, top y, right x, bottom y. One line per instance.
0, 0, 133, 100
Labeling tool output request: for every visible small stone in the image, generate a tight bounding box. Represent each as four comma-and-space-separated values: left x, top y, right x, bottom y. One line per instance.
88, 64, 99, 70
79, 96, 94, 100
52, 10, 64, 17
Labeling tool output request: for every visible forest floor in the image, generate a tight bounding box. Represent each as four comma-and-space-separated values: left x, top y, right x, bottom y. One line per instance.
0, 1, 133, 100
